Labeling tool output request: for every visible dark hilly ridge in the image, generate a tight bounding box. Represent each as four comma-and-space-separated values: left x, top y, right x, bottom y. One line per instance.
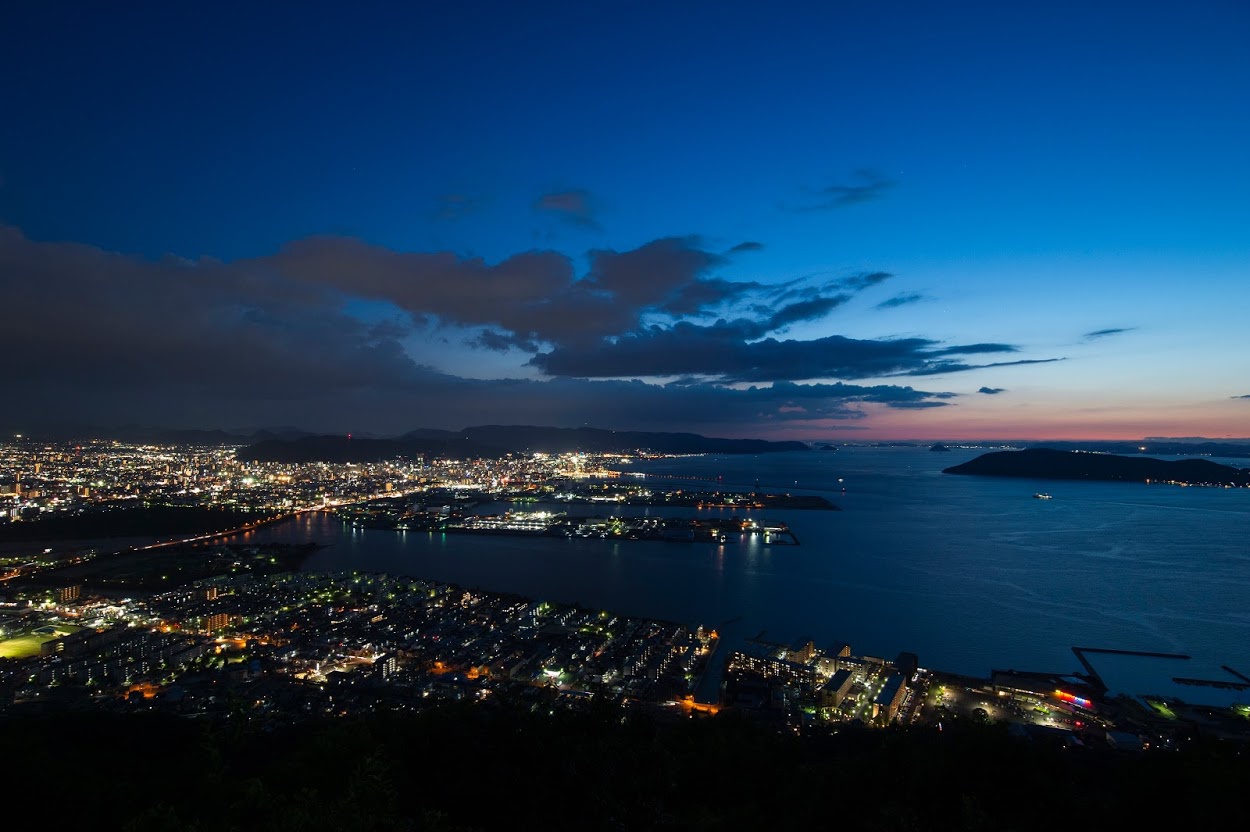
428, 425, 809, 455
238, 426, 808, 463
944, 448, 1250, 485
236, 435, 508, 464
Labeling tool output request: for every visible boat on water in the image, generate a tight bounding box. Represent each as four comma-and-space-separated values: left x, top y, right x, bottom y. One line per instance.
1033, 492, 1053, 500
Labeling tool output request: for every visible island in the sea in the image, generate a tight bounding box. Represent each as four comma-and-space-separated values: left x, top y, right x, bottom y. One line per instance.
943, 447, 1250, 487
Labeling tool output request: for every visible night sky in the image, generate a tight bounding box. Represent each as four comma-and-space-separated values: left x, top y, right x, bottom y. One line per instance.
3, 1, 1248, 439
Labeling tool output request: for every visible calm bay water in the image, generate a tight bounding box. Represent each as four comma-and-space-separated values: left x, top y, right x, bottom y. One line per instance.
227, 448, 1250, 701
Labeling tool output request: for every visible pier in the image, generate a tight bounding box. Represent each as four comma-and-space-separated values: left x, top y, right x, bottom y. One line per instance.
1071, 646, 1192, 694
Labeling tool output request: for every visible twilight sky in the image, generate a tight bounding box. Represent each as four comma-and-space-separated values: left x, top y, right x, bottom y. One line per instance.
2, 1, 1248, 440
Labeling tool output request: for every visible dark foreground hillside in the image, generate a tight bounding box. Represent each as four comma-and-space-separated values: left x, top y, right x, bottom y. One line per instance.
1, 704, 1245, 830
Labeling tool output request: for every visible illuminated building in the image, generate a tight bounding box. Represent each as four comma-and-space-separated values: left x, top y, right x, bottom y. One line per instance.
819, 668, 855, 708
872, 674, 907, 721
205, 612, 233, 632
727, 646, 816, 690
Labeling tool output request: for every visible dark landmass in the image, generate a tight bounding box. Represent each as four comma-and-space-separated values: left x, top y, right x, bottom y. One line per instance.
13, 541, 321, 592
1025, 440, 1250, 459
433, 425, 810, 455
1, 423, 317, 445
14, 422, 1250, 460
929, 443, 951, 452
944, 448, 1250, 486
0, 505, 269, 542
458, 515, 800, 545
2, 706, 1245, 830
237, 435, 509, 463
239, 426, 809, 463
614, 491, 837, 511
541, 487, 838, 511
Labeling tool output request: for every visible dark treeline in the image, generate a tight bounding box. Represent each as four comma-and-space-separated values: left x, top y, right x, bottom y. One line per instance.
1, 704, 1244, 830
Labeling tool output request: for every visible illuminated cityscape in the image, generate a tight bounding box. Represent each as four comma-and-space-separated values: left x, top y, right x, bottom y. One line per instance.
3, 438, 1246, 754
4, 1, 1249, 825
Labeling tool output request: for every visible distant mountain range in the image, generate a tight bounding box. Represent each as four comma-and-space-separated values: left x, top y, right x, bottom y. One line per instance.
236, 426, 809, 463
943, 448, 1250, 486
2, 424, 318, 445
9, 422, 1250, 463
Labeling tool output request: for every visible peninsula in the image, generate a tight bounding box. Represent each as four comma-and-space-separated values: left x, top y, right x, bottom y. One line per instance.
942, 448, 1250, 487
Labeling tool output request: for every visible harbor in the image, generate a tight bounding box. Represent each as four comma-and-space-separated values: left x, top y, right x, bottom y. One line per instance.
357, 509, 801, 545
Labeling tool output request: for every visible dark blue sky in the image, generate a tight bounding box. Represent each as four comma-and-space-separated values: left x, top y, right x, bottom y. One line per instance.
3, 1, 1248, 438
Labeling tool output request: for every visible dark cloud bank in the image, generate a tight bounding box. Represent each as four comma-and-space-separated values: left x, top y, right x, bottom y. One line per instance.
0, 226, 1057, 435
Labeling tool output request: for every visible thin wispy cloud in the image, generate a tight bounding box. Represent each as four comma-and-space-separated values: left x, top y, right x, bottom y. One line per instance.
839, 271, 892, 292
533, 188, 602, 230
433, 193, 485, 221
876, 292, 926, 310
902, 357, 1065, 377
1083, 327, 1135, 341
790, 169, 895, 211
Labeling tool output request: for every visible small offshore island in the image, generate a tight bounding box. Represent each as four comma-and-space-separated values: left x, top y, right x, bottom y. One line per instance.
944, 448, 1250, 488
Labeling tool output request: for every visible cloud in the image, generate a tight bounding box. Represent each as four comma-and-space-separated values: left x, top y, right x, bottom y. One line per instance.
533, 188, 601, 230
902, 357, 1065, 377
0, 227, 424, 411
0, 225, 1050, 436
978, 387, 1006, 395
838, 271, 892, 292
583, 236, 729, 315
876, 292, 926, 310
728, 241, 764, 253
263, 233, 758, 351
792, 169, 895, 211
759, 296, 852, 332
886, 400, 953, 409
433, 193, 484, 221
470, 377, 960, 430
1232, 394, 1250, 400
770, 271, 890, 304
1083, 327, 1135, 340
0, 231, 961, 433
530, 323, 1035, 383
928, 343, 1018, 357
